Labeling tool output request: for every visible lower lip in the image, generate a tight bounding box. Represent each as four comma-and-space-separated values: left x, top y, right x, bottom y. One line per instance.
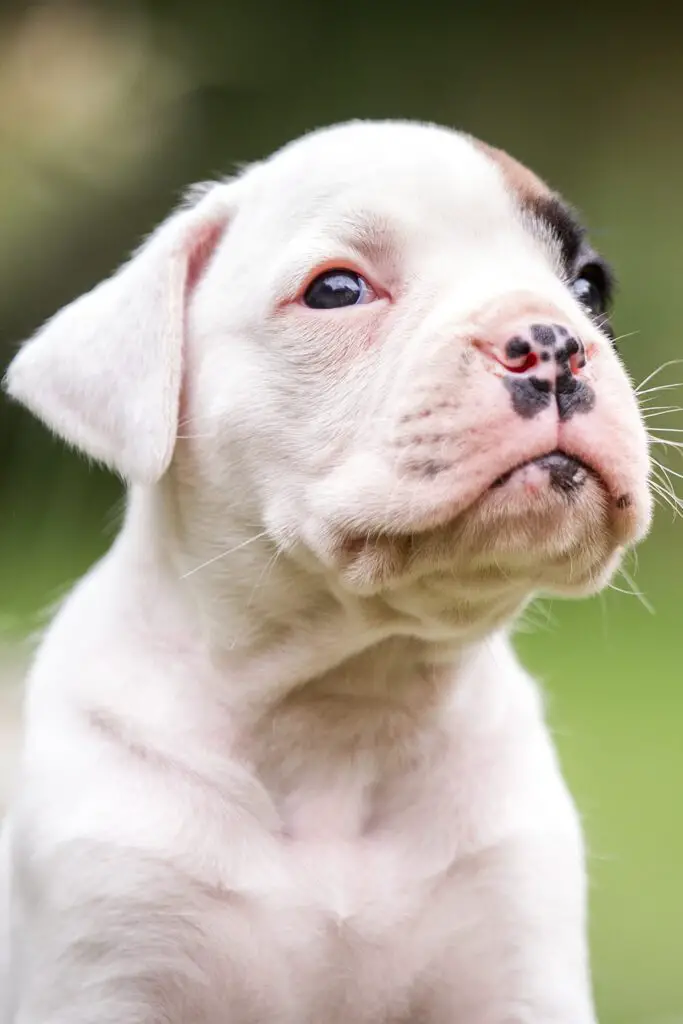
491, 450, 593, 491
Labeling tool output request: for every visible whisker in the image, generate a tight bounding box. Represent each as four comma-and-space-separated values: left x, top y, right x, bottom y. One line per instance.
637, 382, 683, 397
608, 585, 654, 612
652, 461, 680, 491
650, 464, 680, 492
635, 358, 683, 393
629, 546, 640, 578
650, 479, 683, 520
650, 466, 679, 492
610, 329, 640, 346
246, 546, 283, 611
642, 407, 683, 419
652, 457, 679, 482
650, 458, 683, 482
651, 485, 682, 511
649, 441, 683, 463
650, 490, 677, 519
180, 530, 270, 579
614, 565, 655, 615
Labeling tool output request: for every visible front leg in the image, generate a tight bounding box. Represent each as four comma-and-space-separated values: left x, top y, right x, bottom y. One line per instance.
413, 829, 598, 1023
7, 837, 279, 1024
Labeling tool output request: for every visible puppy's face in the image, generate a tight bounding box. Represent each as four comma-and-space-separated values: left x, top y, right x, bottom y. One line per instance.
6, 120, 651, 632
181, 123, 650, 619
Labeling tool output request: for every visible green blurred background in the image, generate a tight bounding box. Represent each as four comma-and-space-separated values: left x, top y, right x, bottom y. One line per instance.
0, 1, 681, 1019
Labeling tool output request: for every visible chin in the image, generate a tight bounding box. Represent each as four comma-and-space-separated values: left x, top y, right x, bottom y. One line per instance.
326, 452, 625, 610
462, 451, 620, 593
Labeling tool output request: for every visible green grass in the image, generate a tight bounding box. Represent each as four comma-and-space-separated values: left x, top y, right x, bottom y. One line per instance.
517, 541, 683, 1022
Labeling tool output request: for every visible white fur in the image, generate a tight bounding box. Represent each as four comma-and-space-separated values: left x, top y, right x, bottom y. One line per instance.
0, 120, 651, 1022
5, 184, 236, 484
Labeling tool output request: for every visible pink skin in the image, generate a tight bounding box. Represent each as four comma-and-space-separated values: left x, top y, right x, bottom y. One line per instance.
474, 321, 591, 378
458, 307, 647, 542
301, 300, 648, 571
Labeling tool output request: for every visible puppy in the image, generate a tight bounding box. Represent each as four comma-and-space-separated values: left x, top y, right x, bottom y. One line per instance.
0, 120, 651, 1023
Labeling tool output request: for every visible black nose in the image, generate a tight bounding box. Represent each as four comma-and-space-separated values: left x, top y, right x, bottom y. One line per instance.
501, 323, 595, 421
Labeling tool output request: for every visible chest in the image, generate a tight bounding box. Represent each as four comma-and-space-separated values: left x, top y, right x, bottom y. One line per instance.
190, 819, 517, 1024
199, 834, 451, 1023
184, 721, 545, 1019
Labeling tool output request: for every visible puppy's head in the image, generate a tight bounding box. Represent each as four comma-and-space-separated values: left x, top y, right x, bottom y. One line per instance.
5, 121, 652, 633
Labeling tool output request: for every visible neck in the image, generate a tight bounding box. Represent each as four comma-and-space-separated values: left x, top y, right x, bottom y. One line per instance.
119, 485, 526, 710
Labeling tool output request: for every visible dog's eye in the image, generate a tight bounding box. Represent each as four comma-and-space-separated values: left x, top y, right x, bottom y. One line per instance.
570, 267, 608, 318
303, 269, 374, 309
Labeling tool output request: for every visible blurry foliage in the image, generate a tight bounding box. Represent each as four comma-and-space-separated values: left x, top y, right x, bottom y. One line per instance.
1, 1, 682, 1019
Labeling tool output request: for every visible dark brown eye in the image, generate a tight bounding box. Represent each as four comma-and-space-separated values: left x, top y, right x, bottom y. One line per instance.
303, 270, 372, 309
571, 266, 609, 318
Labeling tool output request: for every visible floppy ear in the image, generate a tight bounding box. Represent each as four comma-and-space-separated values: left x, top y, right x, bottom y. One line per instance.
3, 182, 234, 484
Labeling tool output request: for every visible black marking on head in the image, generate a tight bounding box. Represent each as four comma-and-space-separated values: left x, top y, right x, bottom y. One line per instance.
541, 351, 550, 361
505, 337, 531, 360
524, 195, 585, 271
504, 376, 553, 419
522, 194, 617, 338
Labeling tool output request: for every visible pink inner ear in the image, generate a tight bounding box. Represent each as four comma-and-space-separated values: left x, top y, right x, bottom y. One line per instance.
186, 220, 227, 292
179, 217, 229, 428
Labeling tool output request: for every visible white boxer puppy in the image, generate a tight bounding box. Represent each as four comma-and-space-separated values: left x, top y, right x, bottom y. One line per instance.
0, 120, 651, 1023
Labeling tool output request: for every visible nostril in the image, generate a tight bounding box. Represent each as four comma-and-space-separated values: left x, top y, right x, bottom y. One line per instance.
502, 337, 539, 374
475, 324, 588, 378
510, 351, 539, 374
569, 347, 587, 376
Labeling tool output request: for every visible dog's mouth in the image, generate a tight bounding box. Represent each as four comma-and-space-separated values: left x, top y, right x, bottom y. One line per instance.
303, 437, 630, 600
490, 449, 595, 496
334, 451, 604, 580
337, 451, 601, 556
